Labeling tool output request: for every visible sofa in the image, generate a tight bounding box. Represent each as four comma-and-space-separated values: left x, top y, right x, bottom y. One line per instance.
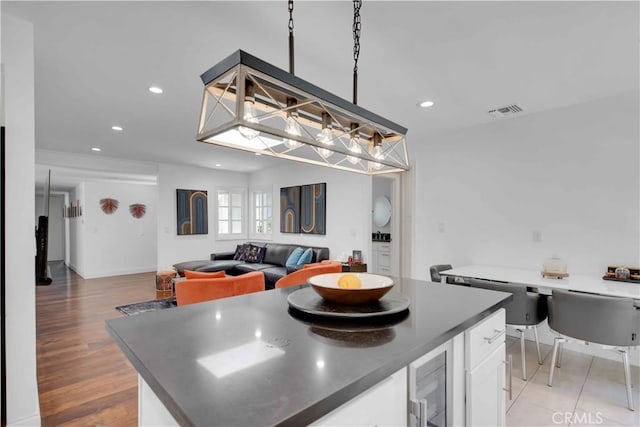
173, 242, 330, 290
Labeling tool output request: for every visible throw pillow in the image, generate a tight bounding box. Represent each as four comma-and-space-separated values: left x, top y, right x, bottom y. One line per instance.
233, 244, 247, 261
296, 248, 314, 267
285, 247, 305, 269
184, 270, 225, 279
244, 244, 266, 263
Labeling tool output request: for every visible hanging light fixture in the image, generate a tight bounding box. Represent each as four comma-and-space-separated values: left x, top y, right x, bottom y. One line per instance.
196, 0, 410, 175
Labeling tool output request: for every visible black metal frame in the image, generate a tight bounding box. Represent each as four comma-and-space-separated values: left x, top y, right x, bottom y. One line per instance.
200, 50, 408, 135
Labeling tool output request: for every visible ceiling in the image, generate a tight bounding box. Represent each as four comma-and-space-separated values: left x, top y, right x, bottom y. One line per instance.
5, 1, 638, 190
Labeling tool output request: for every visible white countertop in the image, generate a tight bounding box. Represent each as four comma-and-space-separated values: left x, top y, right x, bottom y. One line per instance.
440, 265, 640, 300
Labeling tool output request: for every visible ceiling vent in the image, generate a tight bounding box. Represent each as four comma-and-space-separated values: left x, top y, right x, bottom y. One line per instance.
488, 104, 523, 118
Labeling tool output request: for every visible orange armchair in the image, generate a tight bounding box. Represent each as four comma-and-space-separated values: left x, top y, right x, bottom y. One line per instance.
275, 263, 342, 289
183, 270, 225, 279
176, 271, 266, 306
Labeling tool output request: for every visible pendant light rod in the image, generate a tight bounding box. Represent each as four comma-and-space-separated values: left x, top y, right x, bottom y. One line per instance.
288, 0, 295, 75
352, 0, 362, 104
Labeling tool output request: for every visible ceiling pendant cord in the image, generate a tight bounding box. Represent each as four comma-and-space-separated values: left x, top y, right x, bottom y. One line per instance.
288, 0, 295, 75
352, 0, 362, 105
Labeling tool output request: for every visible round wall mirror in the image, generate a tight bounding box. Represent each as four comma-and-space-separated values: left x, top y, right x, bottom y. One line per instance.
373, 196, 392, 227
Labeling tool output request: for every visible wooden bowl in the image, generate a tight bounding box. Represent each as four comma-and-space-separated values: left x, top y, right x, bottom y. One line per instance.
308, 273, 394, 305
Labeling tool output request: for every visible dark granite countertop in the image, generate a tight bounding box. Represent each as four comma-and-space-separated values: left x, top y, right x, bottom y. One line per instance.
106, 277, 511, 427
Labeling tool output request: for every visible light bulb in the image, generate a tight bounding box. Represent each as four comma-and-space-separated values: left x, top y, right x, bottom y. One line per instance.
372, 144, 384, 160
347, 136, 362, 164
316, 127, 334, 158
283, 116, 302, 149
369, 145, 384, 170
239, 100, 259, 140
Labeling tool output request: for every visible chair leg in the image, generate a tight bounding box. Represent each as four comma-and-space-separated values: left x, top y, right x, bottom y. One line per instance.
621, 350, 635, 411
520, 329, 527, 381
556, 341, 564, 368
548, 337, 560, 387
533, 325, 542, 365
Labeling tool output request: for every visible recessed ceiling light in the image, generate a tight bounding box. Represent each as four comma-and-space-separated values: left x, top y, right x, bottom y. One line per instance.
418, 100, 435, 108
111, 125, 123, 131
215, 163, 222, 167
91, 147, 101, 152
149, 86, 163, 94
255, 152, 262, 156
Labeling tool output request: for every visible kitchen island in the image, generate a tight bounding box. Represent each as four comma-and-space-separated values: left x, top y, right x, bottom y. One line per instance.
106, 277, 511, 426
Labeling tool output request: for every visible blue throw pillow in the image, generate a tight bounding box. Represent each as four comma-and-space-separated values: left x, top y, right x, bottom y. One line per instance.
296, 248, 314, 267
285, 247, 304, 269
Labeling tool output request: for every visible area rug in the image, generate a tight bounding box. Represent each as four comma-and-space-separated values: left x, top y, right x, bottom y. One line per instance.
115, 298, 177, 316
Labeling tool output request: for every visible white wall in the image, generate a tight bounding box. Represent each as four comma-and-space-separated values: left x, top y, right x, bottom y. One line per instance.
250, 162, 371, 263
35, 194, 65, 261
2, 13, 41, 426
411, 92, 639, 280
68, 184, 84, 276
410, 92, 639, 364
71, 181, 157, 278
156, 163, 250, 269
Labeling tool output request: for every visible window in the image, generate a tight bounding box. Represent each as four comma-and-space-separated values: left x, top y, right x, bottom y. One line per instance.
216, 188, 246, 239
251, 188, 272, 239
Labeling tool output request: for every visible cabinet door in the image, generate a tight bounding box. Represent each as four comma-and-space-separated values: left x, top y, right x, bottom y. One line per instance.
312, 367, 407, 427
465, 343, 506, 427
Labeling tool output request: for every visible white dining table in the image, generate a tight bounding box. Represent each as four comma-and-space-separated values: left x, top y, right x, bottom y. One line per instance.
439, 265, 640, 301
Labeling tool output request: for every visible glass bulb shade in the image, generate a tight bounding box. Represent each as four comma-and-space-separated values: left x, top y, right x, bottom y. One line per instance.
347, 136, 362, 164
372, 144, 384, 160
283, 115, 302, 149
316, 127, 334, 158
239, 100, 259, 139
348, 137, 362, 154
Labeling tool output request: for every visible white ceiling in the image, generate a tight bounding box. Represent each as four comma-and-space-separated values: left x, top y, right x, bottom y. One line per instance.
4, 1, 638, 190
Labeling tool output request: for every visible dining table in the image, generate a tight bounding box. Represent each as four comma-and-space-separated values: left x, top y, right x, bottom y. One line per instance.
439, 265, 640, 305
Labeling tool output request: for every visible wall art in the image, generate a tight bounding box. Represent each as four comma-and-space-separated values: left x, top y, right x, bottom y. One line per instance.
280, 186, 300, 233
176, 189, 208, 235
129, 203, 147, 219
100, 197, 119, 214
64, 201, 83, 218
300, 182, 326, 235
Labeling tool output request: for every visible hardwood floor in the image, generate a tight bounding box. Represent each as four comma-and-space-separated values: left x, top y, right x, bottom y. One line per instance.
36, 262, 155, 426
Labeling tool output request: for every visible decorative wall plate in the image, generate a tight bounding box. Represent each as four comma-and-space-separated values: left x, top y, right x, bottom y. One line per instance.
129, 204, 147, 219
100, 198, 119, 214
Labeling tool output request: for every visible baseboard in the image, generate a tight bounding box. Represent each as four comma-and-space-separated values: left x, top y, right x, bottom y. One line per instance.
81, 267, 156, 279
7, 413, 40, 427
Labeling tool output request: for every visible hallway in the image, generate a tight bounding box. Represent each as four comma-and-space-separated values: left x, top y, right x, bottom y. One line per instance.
36, 262, 154, 426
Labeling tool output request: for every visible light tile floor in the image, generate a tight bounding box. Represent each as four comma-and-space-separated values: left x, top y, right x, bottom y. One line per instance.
505, 335, 640, 427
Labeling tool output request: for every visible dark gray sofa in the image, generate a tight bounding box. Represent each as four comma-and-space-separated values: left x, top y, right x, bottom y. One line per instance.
173, 242, 330, 290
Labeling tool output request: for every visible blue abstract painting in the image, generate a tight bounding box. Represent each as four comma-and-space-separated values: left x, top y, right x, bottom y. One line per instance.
176, 189, 208, 235
300, 183, 326, 235
280, 186, 300, 233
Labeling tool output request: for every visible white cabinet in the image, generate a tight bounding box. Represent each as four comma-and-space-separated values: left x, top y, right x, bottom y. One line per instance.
466, 344, 506, 427
372, 242, 392, 275
139, 376, 179, 426
465, 309, 506, 427
312, 367, 407, 427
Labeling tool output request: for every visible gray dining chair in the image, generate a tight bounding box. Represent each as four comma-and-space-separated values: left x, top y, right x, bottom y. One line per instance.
429, 264, 452, 283
547, 289, 639, 411
467, 278, 548, 381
